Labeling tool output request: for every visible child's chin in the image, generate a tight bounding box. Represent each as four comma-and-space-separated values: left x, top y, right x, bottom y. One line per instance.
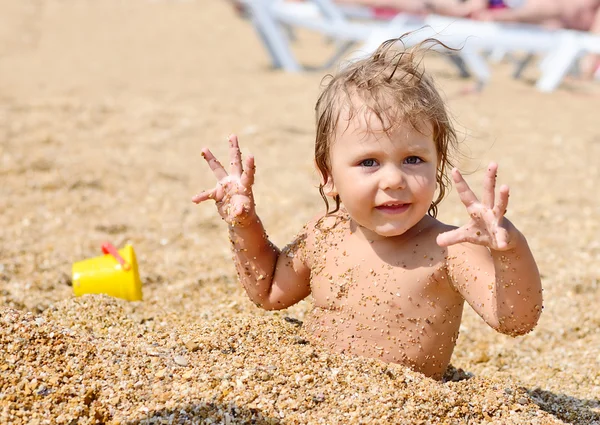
373, 225, 410, 238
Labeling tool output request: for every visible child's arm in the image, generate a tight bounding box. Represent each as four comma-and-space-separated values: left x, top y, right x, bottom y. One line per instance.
437, 163, 543, 336
192, 135, 311, 310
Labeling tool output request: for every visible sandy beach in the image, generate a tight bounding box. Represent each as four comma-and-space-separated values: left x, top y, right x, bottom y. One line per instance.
1, 0, 599, 423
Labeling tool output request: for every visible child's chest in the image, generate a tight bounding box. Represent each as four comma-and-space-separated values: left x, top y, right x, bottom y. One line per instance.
308, 231, 460, 316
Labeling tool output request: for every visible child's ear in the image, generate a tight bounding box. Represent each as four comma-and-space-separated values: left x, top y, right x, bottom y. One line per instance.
322, 175, 338, 197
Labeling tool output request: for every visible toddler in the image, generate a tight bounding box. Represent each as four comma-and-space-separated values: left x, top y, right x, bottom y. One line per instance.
192, 39, 543, 380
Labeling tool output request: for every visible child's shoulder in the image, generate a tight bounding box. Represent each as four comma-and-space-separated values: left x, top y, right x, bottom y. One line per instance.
406, 216, 462, 253
415, 215, 456, 238
283, 210, 348, 266
311, 209, 351, 232
296, 209, 350, 247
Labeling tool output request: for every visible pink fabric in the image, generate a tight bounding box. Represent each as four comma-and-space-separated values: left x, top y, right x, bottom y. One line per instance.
371, 6, 400, 19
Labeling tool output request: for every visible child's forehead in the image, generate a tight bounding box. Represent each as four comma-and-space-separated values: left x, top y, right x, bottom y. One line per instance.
335, 101, 433, 139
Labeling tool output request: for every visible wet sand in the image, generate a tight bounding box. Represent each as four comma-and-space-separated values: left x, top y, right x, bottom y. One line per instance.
0, 0, 599, 423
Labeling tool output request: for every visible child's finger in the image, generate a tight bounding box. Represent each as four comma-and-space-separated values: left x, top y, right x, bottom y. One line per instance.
228, 134, 244, 176
436, 228, 466, 247
202, 148, 228, 180
494, 184, 510, 216
452, 168, 479, 209
482, 162, 497, 209
192, 188, 217, 204
241, 154, 255, 187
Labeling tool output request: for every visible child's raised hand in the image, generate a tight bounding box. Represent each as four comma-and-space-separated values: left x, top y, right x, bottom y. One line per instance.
436, 163, 518, 251
192, 134, 257, 227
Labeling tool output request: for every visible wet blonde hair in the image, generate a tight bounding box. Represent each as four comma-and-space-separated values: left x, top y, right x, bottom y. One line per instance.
314, 37, 458, 218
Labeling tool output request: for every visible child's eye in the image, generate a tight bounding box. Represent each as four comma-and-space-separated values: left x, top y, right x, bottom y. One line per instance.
360, 159, 378, 167
405, 156, 423, 165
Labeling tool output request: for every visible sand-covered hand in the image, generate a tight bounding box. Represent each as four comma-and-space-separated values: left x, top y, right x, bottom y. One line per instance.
437, 162, 517, 251
192, 134, 257, 227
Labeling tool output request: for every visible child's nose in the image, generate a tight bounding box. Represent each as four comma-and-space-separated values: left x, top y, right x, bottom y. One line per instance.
380, 164, 406, 190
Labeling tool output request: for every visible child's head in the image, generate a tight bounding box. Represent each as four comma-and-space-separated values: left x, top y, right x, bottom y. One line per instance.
314, 37, 458, 219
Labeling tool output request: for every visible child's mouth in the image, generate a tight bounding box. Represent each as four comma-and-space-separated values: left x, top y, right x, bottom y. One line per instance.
375, 203, 410, 213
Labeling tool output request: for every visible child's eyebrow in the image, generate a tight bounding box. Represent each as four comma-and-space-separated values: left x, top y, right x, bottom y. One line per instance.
386, 140, 435, 155
406, 146, 436, 157
351, 145, 434, 159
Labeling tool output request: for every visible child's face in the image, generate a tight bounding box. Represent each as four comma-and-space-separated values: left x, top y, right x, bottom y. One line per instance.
327, 111, 438, 239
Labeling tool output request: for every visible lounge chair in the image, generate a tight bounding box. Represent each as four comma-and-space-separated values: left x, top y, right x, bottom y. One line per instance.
238, 0, 600, 92
239, 0, 486, 83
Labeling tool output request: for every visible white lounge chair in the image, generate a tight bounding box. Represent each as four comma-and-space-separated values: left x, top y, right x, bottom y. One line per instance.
239, 0, 600, 92
534, 30, 600, 91
239, 0, 487, 84
392, 15, 600, 92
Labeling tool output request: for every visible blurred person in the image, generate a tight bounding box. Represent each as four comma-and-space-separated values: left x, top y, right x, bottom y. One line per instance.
467, 0, 600, 78
231, 0, 486, 18
328, 0, 484, 17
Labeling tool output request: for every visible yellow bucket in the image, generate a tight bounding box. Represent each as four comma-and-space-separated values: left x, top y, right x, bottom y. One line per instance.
72, 244, 142, 301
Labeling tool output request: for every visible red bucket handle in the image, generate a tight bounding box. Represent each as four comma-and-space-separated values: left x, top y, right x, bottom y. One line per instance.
101, 242, 131, 271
